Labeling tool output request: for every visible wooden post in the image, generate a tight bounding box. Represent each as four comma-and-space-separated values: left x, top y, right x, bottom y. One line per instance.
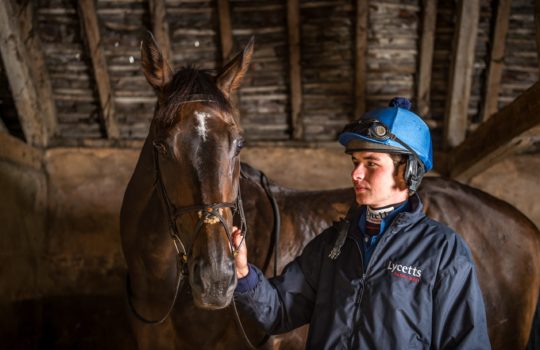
448, 81, 540, 181
78, 0, 120, 139
444, 0, 480, 148
0, 0, 49, 146
354, 0, 368, 119
416, 0, 437, 118
535, 0, 540, 73
217, 0, 233, 62
480, 0, 511, 122
288, 0, 303, 140
149, 0, 173, 66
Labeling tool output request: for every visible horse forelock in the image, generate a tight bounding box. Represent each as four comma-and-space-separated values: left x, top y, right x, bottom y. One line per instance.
154, 67, 233, 130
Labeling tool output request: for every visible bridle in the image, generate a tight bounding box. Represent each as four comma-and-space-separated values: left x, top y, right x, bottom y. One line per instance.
126, 96, 262, 348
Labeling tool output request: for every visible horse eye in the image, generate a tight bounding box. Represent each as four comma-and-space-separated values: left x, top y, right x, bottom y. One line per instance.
153, 140, 168, 156
235, 138, 245, 156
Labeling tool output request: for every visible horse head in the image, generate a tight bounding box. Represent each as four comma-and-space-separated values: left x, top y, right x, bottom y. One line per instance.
140, 33, 253, 310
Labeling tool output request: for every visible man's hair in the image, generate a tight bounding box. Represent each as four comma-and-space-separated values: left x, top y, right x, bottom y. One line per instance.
389, 153, 408, 177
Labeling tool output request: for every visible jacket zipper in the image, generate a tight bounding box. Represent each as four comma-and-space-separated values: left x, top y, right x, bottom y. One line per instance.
353, 213, 403, 304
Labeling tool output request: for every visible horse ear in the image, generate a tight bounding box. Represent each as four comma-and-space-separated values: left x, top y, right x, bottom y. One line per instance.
216, 37, 254, 97
140, 31, 173, 92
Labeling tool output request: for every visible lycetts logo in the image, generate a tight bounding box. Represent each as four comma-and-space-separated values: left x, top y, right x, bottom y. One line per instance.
387, 260, 422, 283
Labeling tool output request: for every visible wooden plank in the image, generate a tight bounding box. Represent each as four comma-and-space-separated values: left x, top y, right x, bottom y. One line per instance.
288, 0, 303, 140
217, 0, 233, 62
0, 1, 49, 146
416, 0, 437, 118
443, 0, 480, 148
148, 0, 173, 66
480, 0, 511, 122
78, 0, 120, 139
354, 0, 368, 119
536, 0, 540, 73
448, 81, 540, 181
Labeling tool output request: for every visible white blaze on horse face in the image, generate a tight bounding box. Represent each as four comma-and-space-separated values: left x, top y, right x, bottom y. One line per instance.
195, 111, 210, 142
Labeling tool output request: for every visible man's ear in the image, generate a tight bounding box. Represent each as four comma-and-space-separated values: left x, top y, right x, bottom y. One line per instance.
216, 37, 254, 97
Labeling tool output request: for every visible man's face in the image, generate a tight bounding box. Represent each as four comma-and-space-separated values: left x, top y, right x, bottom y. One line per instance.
350, 151, 408, 208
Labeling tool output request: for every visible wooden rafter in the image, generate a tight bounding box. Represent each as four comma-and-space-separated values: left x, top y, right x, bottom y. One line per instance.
536, 0, 540, 73
19, 2, 58, 141
448, 81, 540, 181
444, 0, 480, 148
78, 0, 120, 139
288, 0, 303, 140
217, 0, 233, 62
0, 1, 52, 147
416, 0, 437, 118
480, 0, 511, 122
149, 0, 173, 66
354, 0, 368, 119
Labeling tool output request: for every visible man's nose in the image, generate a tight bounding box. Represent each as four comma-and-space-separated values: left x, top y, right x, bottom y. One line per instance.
352, 164, 365, 180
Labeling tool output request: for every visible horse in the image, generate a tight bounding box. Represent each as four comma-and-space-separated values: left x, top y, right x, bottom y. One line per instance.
120, 34, 540, 349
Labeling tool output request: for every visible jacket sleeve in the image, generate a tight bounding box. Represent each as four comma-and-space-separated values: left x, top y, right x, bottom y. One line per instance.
234, 230, 329, 335
431, 247, 491, 349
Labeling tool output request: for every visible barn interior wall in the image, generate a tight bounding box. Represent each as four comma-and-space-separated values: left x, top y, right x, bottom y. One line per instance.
1, 144, 539, 346
0, 161, 46, 300
2, 146, 540, 300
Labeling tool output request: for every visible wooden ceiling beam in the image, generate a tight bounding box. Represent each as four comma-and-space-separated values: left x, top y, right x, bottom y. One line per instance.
536, 0, 540, 73
0, 1, 53, 147
354, 0, 368, 119
416, 0, 437, 118
480, 0, 511, 122
443, 0, 480, 148
78, 0, 120, 139
287, 0, 303, 140
448, 81, 540, 181
217, 0, 233, 62
19, 2, 58, 141
149, 0, 173, 67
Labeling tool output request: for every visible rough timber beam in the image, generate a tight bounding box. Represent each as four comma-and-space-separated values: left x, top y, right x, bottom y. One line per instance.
288, 0, 303, 140
416, 0, 437, 118
78, 0, 120, 139
448, 81, 540, 181
536, 0, 540, 73
444, 0, 480, 148
217, 0, 233, 62
354, 0, 368, 119
0, 1, 52, 147
480, 0, 511, 122
149, 0, 173, 66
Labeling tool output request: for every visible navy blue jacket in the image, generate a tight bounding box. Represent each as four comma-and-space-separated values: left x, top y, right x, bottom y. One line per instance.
234, 194, 491, 349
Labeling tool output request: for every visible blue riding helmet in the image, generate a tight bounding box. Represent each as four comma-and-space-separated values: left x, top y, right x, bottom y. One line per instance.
338, 97, 433, 172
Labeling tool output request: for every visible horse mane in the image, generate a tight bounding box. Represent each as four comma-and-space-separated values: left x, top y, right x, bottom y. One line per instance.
156, 67, 233, 128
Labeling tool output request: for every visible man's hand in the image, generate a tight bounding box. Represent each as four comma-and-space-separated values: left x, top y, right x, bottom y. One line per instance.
232, 226, 249, 278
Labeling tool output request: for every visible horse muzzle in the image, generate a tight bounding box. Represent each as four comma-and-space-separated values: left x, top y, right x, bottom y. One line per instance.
189, 257, 237, 310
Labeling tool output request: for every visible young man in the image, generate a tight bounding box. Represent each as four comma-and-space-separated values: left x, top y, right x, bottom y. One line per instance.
232, 98, 491, 349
